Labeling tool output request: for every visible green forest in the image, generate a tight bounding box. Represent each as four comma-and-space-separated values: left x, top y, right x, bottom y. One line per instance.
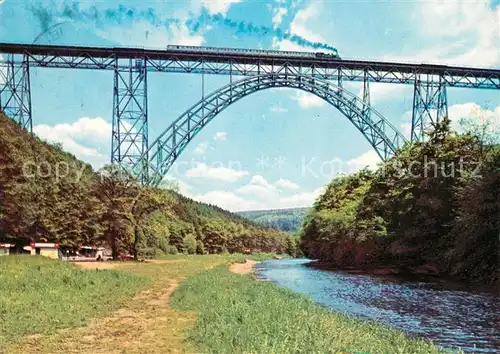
238, 207, 309, 232
300, 117, 499, 284
0, 113, 297, 258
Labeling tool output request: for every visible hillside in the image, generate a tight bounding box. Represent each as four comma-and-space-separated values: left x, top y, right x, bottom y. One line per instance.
0, 113, 297, 257
300, 118, 499, 284
238, 207, 309, 232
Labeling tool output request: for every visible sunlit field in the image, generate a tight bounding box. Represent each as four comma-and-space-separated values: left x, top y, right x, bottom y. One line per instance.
1, 255, 450, 354
171, 266, 445, 354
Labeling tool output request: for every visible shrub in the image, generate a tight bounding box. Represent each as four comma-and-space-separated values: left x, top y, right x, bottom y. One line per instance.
183, 234, 197, 254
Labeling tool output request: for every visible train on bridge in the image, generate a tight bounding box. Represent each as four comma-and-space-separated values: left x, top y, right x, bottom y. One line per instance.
166, 45, 341, 60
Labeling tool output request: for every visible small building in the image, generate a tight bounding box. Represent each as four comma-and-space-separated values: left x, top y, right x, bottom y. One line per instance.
0, 243, 15, 256
29, 242, 60, 259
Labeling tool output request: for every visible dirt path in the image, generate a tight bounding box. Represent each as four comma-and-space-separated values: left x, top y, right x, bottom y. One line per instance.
6, 258, 228, 354
11, 280, 193, 354
73, 261, 118, 270
6, 257, 242, 353
229, 259, 259, 275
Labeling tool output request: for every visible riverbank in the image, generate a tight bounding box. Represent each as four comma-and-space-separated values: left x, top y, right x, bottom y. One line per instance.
2, 255, 445, 353
258, 258, 499, 353
307, 260, 500, 293
171, 265, 443, 353
229, 259, 259, 274
307, 260, 442, 276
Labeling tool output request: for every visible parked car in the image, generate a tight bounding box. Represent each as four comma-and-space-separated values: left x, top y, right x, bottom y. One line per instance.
118, 253, 134, 261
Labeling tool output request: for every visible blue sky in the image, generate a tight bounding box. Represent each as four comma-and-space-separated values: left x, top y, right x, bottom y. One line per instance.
1, 0, 499, 211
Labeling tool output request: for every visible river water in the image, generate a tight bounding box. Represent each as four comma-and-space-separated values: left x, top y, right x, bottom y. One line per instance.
255, 259, 499, 353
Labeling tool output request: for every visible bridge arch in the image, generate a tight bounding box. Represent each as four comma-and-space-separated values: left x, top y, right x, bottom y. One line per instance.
137, 74, 407, 186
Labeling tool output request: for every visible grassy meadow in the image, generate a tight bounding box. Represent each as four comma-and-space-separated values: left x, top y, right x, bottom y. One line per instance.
1, 254, 447, 353
171, 266, 444, 354
0, 256, 148, 347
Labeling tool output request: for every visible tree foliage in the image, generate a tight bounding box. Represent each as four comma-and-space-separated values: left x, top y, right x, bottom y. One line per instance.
238, 208, 309, 232
300, 117, 499, 284
0, 113, 296, 258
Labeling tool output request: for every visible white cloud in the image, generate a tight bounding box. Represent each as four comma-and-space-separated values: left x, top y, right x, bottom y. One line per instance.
277, 187, 324, 208
33, 117, 111, 169
194, 133, 226, 154
194, 142, 209, 154
272, 2, 326, 52
191, 190, 264, 212
272, 7, 288, 28
448, 103, 500, 136
274, 178, 300, 190
400, 122, 412, 140
237, 175, 277, 199
237, 175, 302, 200
358, 82, 413, 105
292, 91, 325, 109
38, 116, 110, 143
191, 183, 323, 212
400, 103, 500, 140
184, 149, 390, 212
164, 21, 205, 46
385, 1, 499, 68
213, 131, 227, 141
347, 150, 381, 171
368, 1, 498, 102
185, 163, 249, 182
160, 176, 193, 196
193, 0, 242, 15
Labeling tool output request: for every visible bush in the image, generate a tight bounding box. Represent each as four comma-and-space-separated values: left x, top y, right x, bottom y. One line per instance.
165, 245, 178, 255
183, 234, 197, 254
196, 240, 206, 254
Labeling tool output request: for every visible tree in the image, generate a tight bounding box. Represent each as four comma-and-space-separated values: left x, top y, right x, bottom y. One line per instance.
95, 165, 137, 259
0, 112, 295, 259
183, 234, 197, 254
459, 110, 500, 153
129, 188, 171, 259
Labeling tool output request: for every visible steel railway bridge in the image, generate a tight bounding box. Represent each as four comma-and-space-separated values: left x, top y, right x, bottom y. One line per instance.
1, 43, 499, 185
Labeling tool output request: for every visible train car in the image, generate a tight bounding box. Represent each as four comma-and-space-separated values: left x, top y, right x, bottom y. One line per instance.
166, 45, 340, 60
315, 52, 340, 59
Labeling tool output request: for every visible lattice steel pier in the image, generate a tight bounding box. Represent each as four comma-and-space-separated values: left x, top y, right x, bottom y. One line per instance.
111, 57, 149, 183
0, 54, 32, 132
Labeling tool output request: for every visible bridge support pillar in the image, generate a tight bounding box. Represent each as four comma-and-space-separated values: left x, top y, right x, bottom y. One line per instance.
361, 71, 370, 117
411, 76, 448, 142
111, 57, 148, 184
0, 54, 32, 132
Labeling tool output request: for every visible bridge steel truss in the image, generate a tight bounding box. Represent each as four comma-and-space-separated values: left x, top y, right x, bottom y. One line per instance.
112, 57, 149, 183
0, 54, 32, 132
0, 43, 499, 182
139, 74, 406, 186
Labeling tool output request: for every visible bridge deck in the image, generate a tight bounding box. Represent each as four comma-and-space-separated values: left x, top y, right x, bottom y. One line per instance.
0, 42, 498, 76
0, 43, 499, 89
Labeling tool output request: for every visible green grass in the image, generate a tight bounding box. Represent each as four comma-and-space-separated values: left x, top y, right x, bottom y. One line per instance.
0, 256, 148, 347
0, 254, 448, 354
154, 252, 282, 263
171, 266, 445, 354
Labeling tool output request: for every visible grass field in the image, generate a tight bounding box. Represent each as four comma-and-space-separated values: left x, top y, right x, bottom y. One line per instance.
0, 256, 148, 348
1, 254, 267, 353
171, 265, 444, 354
1, 254, 446, 353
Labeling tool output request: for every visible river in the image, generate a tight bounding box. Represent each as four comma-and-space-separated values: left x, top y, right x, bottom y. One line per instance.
255, 259, 499, 353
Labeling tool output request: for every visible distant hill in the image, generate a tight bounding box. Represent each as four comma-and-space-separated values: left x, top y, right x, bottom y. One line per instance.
237, 207, 310, 233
